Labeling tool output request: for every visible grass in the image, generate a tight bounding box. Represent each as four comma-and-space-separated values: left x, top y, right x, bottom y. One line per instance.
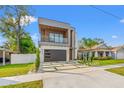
106, 67, 124, 76
78, 59, 124, 66
0, 63, 35, 77
0, 80, 43, 88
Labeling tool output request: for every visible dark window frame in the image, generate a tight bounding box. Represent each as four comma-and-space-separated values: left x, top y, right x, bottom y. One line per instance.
49, 32, 64, 43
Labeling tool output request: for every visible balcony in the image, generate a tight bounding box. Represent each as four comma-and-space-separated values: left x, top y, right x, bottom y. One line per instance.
40, 38, 69, 47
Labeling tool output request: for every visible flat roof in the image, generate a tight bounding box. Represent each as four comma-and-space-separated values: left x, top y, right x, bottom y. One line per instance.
38, 17, 70, 25
38, 17, 75, 29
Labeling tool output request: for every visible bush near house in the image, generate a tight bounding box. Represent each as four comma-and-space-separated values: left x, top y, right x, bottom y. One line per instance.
35, 48, 40, 72
93, 56, 113, 60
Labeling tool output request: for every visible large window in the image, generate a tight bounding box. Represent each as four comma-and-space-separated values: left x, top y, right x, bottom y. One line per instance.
55, 34, 59, 42
49, 33, 64, 43
49, 33, 54, 42
60, 34, 64, 43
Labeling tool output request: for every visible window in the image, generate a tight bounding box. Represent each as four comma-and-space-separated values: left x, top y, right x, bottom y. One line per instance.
49, 33, 64, 43
49, 33, 54, 42
60, 34, 64, 43
55, 34, 59, 43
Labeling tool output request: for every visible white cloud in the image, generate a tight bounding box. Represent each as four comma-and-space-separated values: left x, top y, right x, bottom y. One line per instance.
20, 15, 37, 26
31, 33, 39, 47
0, 15, 37, 27
120, 19, 124, 23
31, 33, 38, 41
112, 35, 118, 39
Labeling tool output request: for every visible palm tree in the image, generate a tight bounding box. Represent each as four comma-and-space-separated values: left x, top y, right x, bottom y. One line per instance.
79, 38, 104, 62
79, 38, 99, 49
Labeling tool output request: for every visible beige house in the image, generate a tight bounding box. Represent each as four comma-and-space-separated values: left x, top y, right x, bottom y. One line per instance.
38, 18, 77, 63
78, 43, 124, 59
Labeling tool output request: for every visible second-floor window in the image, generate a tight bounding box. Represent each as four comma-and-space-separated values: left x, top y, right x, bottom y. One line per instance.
49, 33, 64, 43
49, 33, 54, 42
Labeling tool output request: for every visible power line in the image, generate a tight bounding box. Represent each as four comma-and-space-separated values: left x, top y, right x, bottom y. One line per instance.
89, 5, 122, 20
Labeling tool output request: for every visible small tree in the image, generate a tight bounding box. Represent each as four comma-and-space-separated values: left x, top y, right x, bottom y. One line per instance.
35, 48, 40, 72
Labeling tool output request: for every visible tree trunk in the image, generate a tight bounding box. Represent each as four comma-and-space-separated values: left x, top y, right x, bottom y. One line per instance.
16, 12, 21, 54
16, 35, 20, 53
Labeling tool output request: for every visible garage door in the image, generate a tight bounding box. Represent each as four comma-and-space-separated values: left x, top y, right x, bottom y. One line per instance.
44, 50, 66, 62
117, 49, 124, 59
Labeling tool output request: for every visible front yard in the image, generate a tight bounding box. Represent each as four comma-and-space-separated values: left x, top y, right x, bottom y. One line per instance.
0, 63, 34, 77
0, 80, 43, 88
0, 63, 44, 88
106, 67, 124, 76
1, 60, 124, 88
1, 59, 124, 78
79, 59, 124, 66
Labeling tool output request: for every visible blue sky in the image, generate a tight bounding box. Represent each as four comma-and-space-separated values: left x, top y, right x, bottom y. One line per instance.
1, 5, 124, 47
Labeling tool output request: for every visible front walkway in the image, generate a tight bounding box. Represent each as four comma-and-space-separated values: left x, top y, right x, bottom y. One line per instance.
1, 63, 124, 87
41, 62, 87, 72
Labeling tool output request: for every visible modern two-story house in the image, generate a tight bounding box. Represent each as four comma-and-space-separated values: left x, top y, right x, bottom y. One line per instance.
38, 18, 77, 63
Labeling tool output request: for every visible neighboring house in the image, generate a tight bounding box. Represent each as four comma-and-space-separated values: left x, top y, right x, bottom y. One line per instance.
38, 17, 77, 62
78, 43, 124, 59
0, 48, 14, 65
112, 46, 124, 59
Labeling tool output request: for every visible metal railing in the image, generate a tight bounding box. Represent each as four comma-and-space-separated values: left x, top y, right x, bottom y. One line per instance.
40, 37, 69, 47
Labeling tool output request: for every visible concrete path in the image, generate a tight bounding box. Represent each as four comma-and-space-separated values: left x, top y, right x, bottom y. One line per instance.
1, 63, 124, 87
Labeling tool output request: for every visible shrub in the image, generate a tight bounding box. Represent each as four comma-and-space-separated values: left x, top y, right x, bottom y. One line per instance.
93, 56, 112, 60
35, 48, 40, 72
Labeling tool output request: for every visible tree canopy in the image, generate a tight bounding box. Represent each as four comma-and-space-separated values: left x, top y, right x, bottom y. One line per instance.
79, 37, 105, 49
0, 5, 36, 53
20, 33, 36, 53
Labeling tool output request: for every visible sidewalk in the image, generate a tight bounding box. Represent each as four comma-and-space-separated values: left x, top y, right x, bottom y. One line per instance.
0, 63, 124, 87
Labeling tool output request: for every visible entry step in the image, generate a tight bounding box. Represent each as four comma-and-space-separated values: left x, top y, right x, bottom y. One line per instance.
55, 65, 77, 70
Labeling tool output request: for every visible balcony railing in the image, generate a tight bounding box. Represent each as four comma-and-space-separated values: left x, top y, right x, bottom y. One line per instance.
40, 38, 68, 47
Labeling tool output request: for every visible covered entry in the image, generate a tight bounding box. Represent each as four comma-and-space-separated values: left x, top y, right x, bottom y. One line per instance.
44, 49, 66, 62
0, 48, 14, 66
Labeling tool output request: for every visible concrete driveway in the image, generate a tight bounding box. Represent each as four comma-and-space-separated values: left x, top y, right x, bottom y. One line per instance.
43, 68, 124, 88
43, 63, 124, 88
1, 63, 124, 88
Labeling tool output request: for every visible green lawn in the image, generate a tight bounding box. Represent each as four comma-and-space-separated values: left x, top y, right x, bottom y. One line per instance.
106, 67, 124, 76
0, 80, 43, 88
78, 59, 124, 66
0, 63, 34, 77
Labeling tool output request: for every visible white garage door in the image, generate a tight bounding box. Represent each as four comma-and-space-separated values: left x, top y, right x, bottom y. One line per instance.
117, 48, 124, 59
